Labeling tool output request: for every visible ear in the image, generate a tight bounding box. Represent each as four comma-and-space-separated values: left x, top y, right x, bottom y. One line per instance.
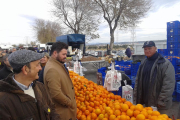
53, 51, 58, 57
21, 66, 28, 75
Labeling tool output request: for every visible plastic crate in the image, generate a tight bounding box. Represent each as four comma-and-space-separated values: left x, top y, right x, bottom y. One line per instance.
167, 28, 180, 36
98, 67, 107, 73
131, 76, 136, 84
158, 49, 168, 55
174, 66, 180, 74
177, 92, 180, 102
115, 60, 124, 65
124, 68, 131, 75
124, 60, 132, 65
175, 74, 180, 80
167, 42, 180, 49
167, 21, 180, 29
171, 58, 180, 65
111, 87, 122, 97
131, 83, 135, 89
167, 35, 180, 42
168, 49, 180, 56
176, 81, 180, 93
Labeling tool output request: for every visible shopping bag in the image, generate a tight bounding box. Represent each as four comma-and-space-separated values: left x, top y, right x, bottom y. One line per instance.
122, 81, 133, 103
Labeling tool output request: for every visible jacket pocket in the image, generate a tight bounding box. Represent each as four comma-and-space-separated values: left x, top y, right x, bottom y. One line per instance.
158, 97, 172, 110
43, 105, 51, 120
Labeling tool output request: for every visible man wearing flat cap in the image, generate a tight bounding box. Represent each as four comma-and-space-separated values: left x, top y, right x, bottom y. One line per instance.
133, 41, 175, 118
0, 50, 60, 120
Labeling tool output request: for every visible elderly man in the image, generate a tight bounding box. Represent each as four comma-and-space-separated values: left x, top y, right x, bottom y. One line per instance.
0, 50, 60, 120
134, 41, 175, 118
0, 54, 13, 80
44, 42, 77, 120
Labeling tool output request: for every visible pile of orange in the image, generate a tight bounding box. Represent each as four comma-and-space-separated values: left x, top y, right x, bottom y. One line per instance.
69, 70, 172, 120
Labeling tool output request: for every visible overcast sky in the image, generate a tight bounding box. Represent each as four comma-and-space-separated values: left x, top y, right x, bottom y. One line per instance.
0, 0, 180, 45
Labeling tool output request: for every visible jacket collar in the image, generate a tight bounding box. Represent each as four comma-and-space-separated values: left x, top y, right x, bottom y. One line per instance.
49, 57, 64, 66
0, 74, 37, 102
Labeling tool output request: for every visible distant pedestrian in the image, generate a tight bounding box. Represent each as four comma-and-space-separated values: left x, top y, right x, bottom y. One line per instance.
0, 50, 60, 120
0, 54, 13, 80
44, 42, 77, 120
125, 46, 132, 58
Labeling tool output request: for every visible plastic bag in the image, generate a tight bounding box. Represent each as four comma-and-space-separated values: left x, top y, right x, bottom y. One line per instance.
122, 80, 133, 103
73, 60, 83, 76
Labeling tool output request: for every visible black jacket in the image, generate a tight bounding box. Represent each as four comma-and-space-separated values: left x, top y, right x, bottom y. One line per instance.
0, 65, 13, 80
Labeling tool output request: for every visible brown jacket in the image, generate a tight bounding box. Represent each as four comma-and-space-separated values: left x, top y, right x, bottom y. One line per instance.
0, 74, 60, 120
44, 57, 77, 120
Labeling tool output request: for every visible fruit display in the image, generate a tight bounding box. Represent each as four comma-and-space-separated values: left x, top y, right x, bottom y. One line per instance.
69, 70, 172, 120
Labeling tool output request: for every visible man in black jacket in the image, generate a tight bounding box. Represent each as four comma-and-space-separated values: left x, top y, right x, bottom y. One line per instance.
0, 54, 13, 80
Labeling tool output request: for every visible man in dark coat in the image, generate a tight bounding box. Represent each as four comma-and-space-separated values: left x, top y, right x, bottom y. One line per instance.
125, 46, 132, 58
0, 50, 60, 120
134, 41, 175, 119
0, 54, 13, 80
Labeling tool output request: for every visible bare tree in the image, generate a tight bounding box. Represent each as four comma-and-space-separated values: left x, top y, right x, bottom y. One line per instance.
52, 0, 100, 42
30, 41, 36, 46
33, 19, 62, 43
94, 0, 152, 53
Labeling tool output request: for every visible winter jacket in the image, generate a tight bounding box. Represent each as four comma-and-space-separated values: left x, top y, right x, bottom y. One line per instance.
134, 54, 175, 112
44, 57, 77, 120
0, 74, 60, 120
0, 65, 13, 80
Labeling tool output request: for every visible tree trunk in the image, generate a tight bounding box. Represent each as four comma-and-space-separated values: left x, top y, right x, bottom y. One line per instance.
109, 29, 115, 54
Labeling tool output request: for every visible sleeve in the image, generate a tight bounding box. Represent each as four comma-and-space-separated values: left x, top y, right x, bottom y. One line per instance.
44, 69, 72, 108
157, 62, 175, 108
0, 103, 12, 120
38, 67, 45, 84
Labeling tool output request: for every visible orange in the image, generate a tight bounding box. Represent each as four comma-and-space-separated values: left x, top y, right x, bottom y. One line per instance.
135, 104, 143, 111
141, 111, 148, 118
121, 104, 129, 112
109, 115, 116, 120
98, 114, 104, 120
84, 110, 90, 116
124, 101, 133, 107
147, 110, 153, 115
120, 115, 127, 120
151, 111, 160, 116
130, 117, 136, 120
91, 113, 97, 119
114, 104, 121, 110
126, 109, 133, 117
80, 115, 86, 120
136, 114, 145, 120
161, 114, 168, 119
149, 116, 158, 120
114, 110, 121, 116
102, 118, 108, 120
133, 110, 141, 117
105, 107, 111, 113
95, 108, 101, 115
107, 109, 114, 115
130, 105, 136, 111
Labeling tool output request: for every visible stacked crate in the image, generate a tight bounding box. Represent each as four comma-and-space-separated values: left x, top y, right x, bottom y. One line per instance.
166, 20, 180, 102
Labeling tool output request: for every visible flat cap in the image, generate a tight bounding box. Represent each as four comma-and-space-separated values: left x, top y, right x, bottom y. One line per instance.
8, 49, 44, 69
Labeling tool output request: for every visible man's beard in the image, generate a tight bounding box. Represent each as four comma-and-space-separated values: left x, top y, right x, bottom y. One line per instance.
56, 55, 65, 64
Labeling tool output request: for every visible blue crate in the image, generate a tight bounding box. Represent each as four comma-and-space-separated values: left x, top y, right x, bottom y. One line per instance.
171, 58, 180, 65
115, 60, 124, 65
117, 87, 122, 96
102, 76, 105, 85
125, 68, 131, 75
167, 42, 180, 49
167, 28, 180, 36
124, 60, 132, 65
175, 74, 180, 80
131, 83, 135, 89
168, 49, 180, 56
177, 92, 180, 102
174, 66, 180, 74
131, 76, 136, 84
158, 49, 168, 55
167, 35, 180, 42
98, 67, 107, 72
167, 21, 180, 29
176, 81, 180, 93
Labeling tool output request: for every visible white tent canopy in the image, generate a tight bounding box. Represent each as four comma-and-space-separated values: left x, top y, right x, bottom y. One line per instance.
0, 45, 13, 49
